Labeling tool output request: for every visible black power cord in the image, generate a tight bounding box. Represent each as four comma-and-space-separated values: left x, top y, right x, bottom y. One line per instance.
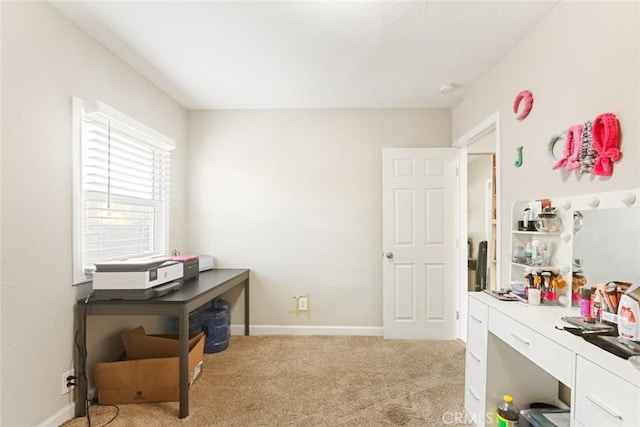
75, 294, 121, 427
86, 403, 120, 427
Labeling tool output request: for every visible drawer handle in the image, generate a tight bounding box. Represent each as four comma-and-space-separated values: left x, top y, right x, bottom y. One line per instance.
585, 395, 624, 421
510, 333, 530, 346
467, 387, 480, 402
469, 351, 481, 362
470, 314, 483, 324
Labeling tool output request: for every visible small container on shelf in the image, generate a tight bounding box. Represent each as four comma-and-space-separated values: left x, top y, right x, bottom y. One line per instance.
542, 291, 556, 304
571, 292, 580, 307
517, 220, 538, 231
534, 207, 562, 233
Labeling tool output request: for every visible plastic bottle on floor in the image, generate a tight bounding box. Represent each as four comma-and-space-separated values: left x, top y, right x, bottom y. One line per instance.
212, 298, 230, 329
496, 395, 519, 427
202, 308, 229, 353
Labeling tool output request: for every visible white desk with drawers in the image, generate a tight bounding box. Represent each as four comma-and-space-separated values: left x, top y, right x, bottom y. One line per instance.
465, 292, 640, 427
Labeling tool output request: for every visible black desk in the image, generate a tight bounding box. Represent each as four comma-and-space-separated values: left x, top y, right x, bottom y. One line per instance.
75, 268, 250, 419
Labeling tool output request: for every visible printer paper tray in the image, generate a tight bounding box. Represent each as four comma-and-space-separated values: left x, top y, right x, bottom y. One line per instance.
93, 281, 182, 301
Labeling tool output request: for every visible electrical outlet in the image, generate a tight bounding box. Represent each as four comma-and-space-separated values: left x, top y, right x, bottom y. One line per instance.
62, 369, 75, 395
298, 296, 308, 311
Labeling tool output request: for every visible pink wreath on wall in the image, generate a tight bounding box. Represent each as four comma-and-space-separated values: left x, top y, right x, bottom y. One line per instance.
513, 90, 533, 121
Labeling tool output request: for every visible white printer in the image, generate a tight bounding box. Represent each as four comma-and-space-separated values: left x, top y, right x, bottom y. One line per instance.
92, 257, 183, 300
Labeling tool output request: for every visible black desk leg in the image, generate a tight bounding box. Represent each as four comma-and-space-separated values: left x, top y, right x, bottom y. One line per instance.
76, 303, 88, 417
244, 278, 250, 336
178, 305, 190, 418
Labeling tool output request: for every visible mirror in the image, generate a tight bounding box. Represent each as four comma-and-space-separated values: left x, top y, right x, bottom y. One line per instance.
572, 207, 640, 286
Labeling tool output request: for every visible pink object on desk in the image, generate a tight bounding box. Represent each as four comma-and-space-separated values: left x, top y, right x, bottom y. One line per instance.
170, 255, 199, 262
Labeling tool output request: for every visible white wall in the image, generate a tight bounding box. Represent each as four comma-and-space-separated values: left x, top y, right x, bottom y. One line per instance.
0, 2, 3, 422
187, 109, 450, 330
0, 3, 187, 426
452, 1, 639, 286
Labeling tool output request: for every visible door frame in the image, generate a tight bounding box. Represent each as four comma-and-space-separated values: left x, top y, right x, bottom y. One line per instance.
452, 111, 501, 342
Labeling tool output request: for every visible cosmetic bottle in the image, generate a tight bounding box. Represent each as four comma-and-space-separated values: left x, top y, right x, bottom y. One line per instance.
579, 287, 592, 317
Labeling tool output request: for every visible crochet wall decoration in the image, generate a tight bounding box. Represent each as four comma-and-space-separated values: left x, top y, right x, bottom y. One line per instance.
591, 113, 620, 176
547, 112, 620, 176
547, 130, 567, 166
513, 90, 533, 121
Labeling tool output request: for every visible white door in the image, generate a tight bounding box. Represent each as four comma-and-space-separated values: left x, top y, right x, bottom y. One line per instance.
382, 148, 458, 339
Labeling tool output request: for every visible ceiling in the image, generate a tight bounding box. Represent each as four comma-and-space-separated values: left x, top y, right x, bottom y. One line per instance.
51, 1, 559, 110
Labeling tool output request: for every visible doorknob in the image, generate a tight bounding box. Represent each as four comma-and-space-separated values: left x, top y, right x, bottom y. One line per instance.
385, 251, 394, 259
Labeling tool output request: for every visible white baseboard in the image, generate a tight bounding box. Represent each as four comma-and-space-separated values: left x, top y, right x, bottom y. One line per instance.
37, 402, 75, 427
230, 324, 383, 336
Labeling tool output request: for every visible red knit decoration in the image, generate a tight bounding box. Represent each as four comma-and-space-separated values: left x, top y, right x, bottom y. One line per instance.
591, 113, 620, 176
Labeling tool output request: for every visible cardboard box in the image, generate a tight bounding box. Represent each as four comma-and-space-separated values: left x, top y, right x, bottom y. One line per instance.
95, 326, 205, 405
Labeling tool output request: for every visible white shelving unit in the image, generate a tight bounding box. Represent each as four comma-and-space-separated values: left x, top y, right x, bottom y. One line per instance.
510, 189, 640, 307
510, 200, 572, 305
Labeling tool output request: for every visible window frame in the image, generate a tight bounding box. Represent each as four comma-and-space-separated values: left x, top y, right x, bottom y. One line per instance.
72, 97, 175, 284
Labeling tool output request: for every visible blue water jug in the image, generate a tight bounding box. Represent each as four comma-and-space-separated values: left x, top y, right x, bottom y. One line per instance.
202, 307, 229, 353
211, 296, 231, 337
173, 308, 204, 333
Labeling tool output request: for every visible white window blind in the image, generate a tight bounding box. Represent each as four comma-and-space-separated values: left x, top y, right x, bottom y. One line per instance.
72, 98, 175, 284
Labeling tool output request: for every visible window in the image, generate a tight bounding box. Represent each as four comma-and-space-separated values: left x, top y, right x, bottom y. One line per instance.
72, 97, 175, 284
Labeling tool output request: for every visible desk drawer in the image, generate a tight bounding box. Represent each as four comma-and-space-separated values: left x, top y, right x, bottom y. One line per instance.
489, 308, 572, 386
466, 334, 487, 381
464, 368, 486, 427
468, 296, 488, 343
575, 356, 640, 427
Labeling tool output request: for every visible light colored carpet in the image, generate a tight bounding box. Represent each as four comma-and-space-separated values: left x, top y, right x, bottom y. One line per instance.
63, 335, 471, 426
